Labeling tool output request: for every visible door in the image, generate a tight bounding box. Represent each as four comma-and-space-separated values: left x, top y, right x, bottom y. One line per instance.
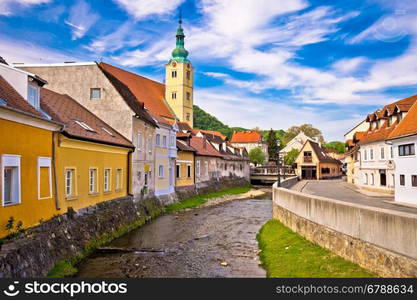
380, 172, 386, 186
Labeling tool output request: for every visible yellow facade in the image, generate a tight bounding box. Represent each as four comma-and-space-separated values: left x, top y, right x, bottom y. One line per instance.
0, 118, 58, 238
176, 151, 195, 187
55, 135, 130, 212
154, 142, 170, 196
165, 61, 194, 128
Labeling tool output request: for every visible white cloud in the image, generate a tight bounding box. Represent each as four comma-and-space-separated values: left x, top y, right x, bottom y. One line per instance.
0, 0, 51, 15
65, 0, 99, 40
0, 36, 78, 64
112, 0, 184, 20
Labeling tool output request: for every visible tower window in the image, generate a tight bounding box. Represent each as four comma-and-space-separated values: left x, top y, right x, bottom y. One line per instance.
172, 92, 177, 100
186, 92, 190, 101
172, 70, 177, 78
186, 113, 190, 121
186, 71, 191, 80
90, 88, 101, 99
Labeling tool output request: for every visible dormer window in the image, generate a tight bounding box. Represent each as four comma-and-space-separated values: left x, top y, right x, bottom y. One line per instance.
102, 127, 115, 137
74, 120, 95, 132
90, 88, 101, 99
28, 84, 40, 109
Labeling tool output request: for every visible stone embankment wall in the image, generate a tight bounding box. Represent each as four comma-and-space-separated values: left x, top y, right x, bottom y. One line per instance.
0, 177, 248, 278
273, 184, 417, 277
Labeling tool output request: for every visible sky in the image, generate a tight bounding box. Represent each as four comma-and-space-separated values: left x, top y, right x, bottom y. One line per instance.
1, 0, 417, 141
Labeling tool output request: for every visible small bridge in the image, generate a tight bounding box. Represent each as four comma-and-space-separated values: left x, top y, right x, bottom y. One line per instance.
250, 166, 296, 185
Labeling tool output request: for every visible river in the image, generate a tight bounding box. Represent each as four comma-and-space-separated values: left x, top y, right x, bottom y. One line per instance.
76, 195, 272, 278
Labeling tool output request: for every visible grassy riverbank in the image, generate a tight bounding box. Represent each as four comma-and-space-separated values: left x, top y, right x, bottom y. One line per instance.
165, 185, 252, 213
257, 219, 375, 277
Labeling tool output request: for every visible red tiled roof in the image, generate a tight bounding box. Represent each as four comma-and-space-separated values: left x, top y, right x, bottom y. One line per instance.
99, 62, 175, 120
190, 136, 222, 157
178, 121, 193, 132
388, 101, 417, 139
0, 75, 44, 118
360, 120, 398, 144
176, 139, 196, 152
177, 132, 190, 138
41, 88, 133, 148
230, 131, 262, 143
193, 129, 227, 140
309, 141, 342, 164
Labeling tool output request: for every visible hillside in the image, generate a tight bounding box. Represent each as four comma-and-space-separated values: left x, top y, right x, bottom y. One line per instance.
193, 105, 247, 139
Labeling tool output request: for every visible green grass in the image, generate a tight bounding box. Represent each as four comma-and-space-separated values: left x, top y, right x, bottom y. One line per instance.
165, 185, 251, 213
257, 219, 375, 278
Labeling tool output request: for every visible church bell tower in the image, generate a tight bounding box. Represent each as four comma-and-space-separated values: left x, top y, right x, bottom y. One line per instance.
165, 15, 194, 128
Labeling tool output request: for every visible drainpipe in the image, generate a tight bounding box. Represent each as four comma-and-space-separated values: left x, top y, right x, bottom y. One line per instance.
52, 131, 60, 210
127, 149, 134, 197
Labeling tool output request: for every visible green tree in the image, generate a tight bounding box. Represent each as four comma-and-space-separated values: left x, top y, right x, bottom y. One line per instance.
284, 148, 299, 166
266, 129, 280, 160
249, 147, 266, 166
324, 141, 346, 154
283, 124, 324, 144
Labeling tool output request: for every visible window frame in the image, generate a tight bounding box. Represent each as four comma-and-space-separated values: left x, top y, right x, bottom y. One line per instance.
196, 161, 200, 177
37, 157, 52, 200
90, 88, 101, 99
89, 167, 99, 195
156, 134, 161, 146
172, 70, 177, 78
400, 174, 405, 186
158, 165, 164, 178
176, 164, 180, 179
104, 168, 112, 193
28, 84, 40, 109
187, 164, 192, 178
65, 167, 77, 199
398, 143, 415, 157
115, 168, 123, 191
1, 154, 21, 206
412, 175, 417, 188
172, 91, 177, 100
162, 135, 167, 147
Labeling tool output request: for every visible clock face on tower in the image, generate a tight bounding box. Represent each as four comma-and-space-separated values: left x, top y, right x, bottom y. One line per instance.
172, 62, 177, 67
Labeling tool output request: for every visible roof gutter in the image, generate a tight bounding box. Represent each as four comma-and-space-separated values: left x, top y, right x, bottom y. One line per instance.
61, 131, 135, 150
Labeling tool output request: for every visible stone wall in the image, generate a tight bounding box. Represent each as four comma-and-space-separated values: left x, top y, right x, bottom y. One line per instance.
0, 196, 163, 278
273, 185, 417, 277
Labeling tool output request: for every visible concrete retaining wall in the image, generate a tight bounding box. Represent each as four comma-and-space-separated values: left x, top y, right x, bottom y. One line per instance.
273, 185, 417, 277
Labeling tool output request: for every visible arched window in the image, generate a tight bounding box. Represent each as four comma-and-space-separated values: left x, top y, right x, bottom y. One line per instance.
365, 173, 368, 184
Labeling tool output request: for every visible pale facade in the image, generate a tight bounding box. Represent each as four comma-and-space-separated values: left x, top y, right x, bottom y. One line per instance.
280, 132, 314, 156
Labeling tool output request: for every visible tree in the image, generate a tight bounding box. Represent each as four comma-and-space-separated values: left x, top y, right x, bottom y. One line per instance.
249, 147, 266, 166
284, 149, 299, 166
266, 129, 280, 160
324, 141, 346, 154
283, 124, 324, 144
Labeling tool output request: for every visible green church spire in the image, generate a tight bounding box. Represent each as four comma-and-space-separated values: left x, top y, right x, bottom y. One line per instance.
171, 11, 189, 62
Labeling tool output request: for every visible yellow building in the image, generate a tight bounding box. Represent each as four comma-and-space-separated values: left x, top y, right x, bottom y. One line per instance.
176, 134, 196, 188
295, 140, 342, 180
0, 75, 62, 238
165, 18, 194, 128
40, 88, 134, 212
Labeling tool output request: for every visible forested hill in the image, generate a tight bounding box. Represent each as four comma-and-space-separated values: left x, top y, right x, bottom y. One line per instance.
193, 105, 247, 139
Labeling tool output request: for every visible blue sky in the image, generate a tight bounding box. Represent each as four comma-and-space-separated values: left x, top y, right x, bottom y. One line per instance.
1, 0, 417, 141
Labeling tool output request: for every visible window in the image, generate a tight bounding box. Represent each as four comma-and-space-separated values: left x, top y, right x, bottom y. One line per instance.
170, 136, 175, 147
2, 155, 21, 206
225, 164, 227, 171
65, 168, 76, 198
74, 120, 95, 132
90, 88, 101, 99
400, 174, 405, 186
104, 168, 111, 192
370, 149, 374, 160
176, 165, 180, 179
205, 161, 208, 176
412, 175, 417, 187
186, 113, 190, 121
148, 137, 152, 154
392, 174, 395, 187
172, 92, 177, 99
158, 165, 164, 178
172, 70, 177, 78
371, 173, 374, 185
196, 161, 200, 177
137, 133, 142, 151
364, 173, 368, 185
303, 151, 312, 162
89, 168, 98, 194
156, 134, 161, 146
399, 144, 415, 156
186, 71, 191, 80
380, 147, 385, 160
116, 168, 123, 190
163, 135, 167, 147
187, 165, 192, 178
38, 157, 52, 199
28, 85, 40, 109
102, 127, 114, 137
390, 146, 393, 159
186, 92, 191, 101
364, 149, 367, 161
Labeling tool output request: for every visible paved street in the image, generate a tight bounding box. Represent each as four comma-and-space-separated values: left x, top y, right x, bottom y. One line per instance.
291, 180, 417, 215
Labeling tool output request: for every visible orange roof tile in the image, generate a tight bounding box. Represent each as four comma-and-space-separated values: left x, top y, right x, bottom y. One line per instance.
99, 62, 175, 120
388, 101, 417, 139
193, 129, 227, 140
360, 120, 398, 144
190, 136, 222, 157
230, 131, 262, 143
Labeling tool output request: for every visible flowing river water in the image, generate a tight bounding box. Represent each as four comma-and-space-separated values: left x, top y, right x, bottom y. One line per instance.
76, 193, 272, 278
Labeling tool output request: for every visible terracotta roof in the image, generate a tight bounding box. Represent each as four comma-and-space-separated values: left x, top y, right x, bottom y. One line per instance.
177, 132, 190, 138
40, 88, 133, 148
0, 75, 44, 118
309, 141, 342, 164
359, 120, 398, 144
176, 139, 196, 152
230, 131, 262, 143
178, 121, 193, 132
149, 111, 172, 128
99, 62, 175, 120
98, 64, 157, 127
193, 129, 227, 140
190, 136, 222, 157
388, 101, 417, 139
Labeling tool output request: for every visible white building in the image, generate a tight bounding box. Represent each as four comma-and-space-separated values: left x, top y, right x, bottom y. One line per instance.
387, 98, 417, 204
356, 95, 417, 195
280, 132, 314, 157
